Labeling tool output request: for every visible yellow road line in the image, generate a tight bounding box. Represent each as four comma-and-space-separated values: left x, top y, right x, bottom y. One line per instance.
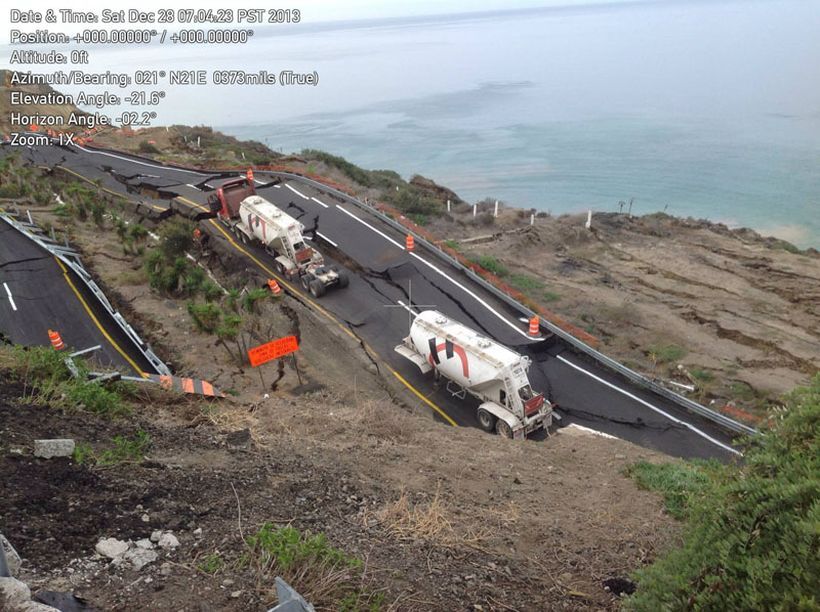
208, 219, 454, 426
55, 258, 147, 378
390, 369, 458, 426
176, 195, 210, 213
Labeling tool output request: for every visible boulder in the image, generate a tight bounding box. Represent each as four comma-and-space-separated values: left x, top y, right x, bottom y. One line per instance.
95, 538, 129, 560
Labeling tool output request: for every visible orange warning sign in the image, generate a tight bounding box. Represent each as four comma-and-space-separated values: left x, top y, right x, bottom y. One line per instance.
248, 335, 299, 367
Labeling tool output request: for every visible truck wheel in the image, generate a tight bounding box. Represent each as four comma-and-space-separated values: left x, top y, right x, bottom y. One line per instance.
477, 409, 496, 433
309, 279, 326, 298
300, 275, 310, 291
240, 232, 248, 245
275, 261, 285, 275
495, 419, 513, 439
337, 272, 349, 288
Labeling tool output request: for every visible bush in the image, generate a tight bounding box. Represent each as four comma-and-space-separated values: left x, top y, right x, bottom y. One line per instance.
138, 141, 160, 154
65, 381, 129, 417
627, 375, 820, 610
187, 302, 222, 333
301, 149, 373, 186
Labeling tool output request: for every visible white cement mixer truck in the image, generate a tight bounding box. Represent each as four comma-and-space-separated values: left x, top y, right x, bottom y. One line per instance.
209, 178, 348, 297
395, 310, 553, 439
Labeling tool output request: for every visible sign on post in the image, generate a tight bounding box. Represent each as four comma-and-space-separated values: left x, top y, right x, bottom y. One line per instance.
248, 335, 299, 367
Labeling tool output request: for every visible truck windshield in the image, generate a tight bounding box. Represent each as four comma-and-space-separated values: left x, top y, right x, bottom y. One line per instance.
292, 242, 304, 251
518, 386, 534, 400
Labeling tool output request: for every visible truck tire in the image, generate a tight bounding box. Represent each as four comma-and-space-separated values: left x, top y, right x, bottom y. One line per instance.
275, 260, 285, 275
337, 272, 349, 288
477, 409, 496, 433
309, 279, 326, 298
495, 419, 513, 439
300, 274, 310, 291
239, 231, 248, 245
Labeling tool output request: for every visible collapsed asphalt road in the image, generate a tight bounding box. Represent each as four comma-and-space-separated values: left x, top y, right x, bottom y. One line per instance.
3, 141, 741, 459
0, 218, 155, 376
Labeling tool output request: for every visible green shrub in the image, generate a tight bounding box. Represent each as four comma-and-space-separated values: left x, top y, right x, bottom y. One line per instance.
543, 291, 561, 302
246, 524, 360, 573
64, 381, 129, 417
243, 524, 380, 610
138, 141, 160, 154
627, 375, 820, 611
73, 431, 151, 466
242, 288, 269, 313
301, 149, 373, 186
443, 239, 461, 251
187, 302, 222, 333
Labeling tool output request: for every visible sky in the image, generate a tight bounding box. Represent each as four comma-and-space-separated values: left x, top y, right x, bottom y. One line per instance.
2, 1, 650, 43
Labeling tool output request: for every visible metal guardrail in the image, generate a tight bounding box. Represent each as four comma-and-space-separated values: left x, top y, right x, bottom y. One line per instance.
0, 211, 170, 377
273, 171, 757, 437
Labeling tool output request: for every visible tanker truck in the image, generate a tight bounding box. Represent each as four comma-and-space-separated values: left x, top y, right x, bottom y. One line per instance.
208, 178, 348, 298
395, 310, 553, 439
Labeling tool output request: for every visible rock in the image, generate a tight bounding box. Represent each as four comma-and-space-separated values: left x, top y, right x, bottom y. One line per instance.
140, 514, 150, 523
157, 533, 179, 550
1, 533, 22, 575
159, 563, 173, 577
614, 454, 627, 460
221, 579, 235, 587
124, 548, 158, 571
230, 590, 242, 599
193, 528, 202, 537
226, 428, 251, 449
150, 530, 163, 543
0, 576, 31, 606
135, 539, 154, 550
95, 538, 129, 560
33, 439, 75, 459
513, 476, 522, 484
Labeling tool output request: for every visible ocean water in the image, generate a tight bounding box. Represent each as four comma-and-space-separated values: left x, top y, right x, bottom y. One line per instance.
217, 1, 820, 248
12, 1, 817, 245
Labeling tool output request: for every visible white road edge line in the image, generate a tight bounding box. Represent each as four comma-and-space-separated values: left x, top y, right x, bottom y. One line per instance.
316, 232, 338, 247
311, 196, 329, 208
564, 423, 618, 440
335, 205, 406, 250
72, 143, 208, 176
396, 300, 419, 316
286, 184, 309, 199
274, 184, 281, 188
409, 252, 533, 340
185, 184, 200, 190
556, 354, 741, 456
3, 282, 17, 311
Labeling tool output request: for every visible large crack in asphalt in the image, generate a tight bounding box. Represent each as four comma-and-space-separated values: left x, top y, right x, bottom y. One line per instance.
558, 405, 685, 431
0, 255, 51, 269
409, 263, 494, 337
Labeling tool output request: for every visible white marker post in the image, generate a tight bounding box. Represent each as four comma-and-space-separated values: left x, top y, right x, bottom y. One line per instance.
585, 209, 592, 230
494, 200, 499, 218
473, 203, 477, 217
530, 213, 535, 226
447, 199, 451, 213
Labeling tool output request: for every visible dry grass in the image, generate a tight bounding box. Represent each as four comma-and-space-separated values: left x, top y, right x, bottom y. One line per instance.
367, 487, 489, 549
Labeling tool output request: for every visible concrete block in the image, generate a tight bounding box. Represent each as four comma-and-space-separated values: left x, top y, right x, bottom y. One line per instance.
33, 439, 75, 459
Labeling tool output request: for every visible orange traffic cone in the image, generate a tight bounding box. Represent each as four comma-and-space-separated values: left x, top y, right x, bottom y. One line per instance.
528, 316, 541, 338
405, 234, 415, 251
247, 167, 255, 183
48, 329, 66, 351
267, 279, 282, 296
